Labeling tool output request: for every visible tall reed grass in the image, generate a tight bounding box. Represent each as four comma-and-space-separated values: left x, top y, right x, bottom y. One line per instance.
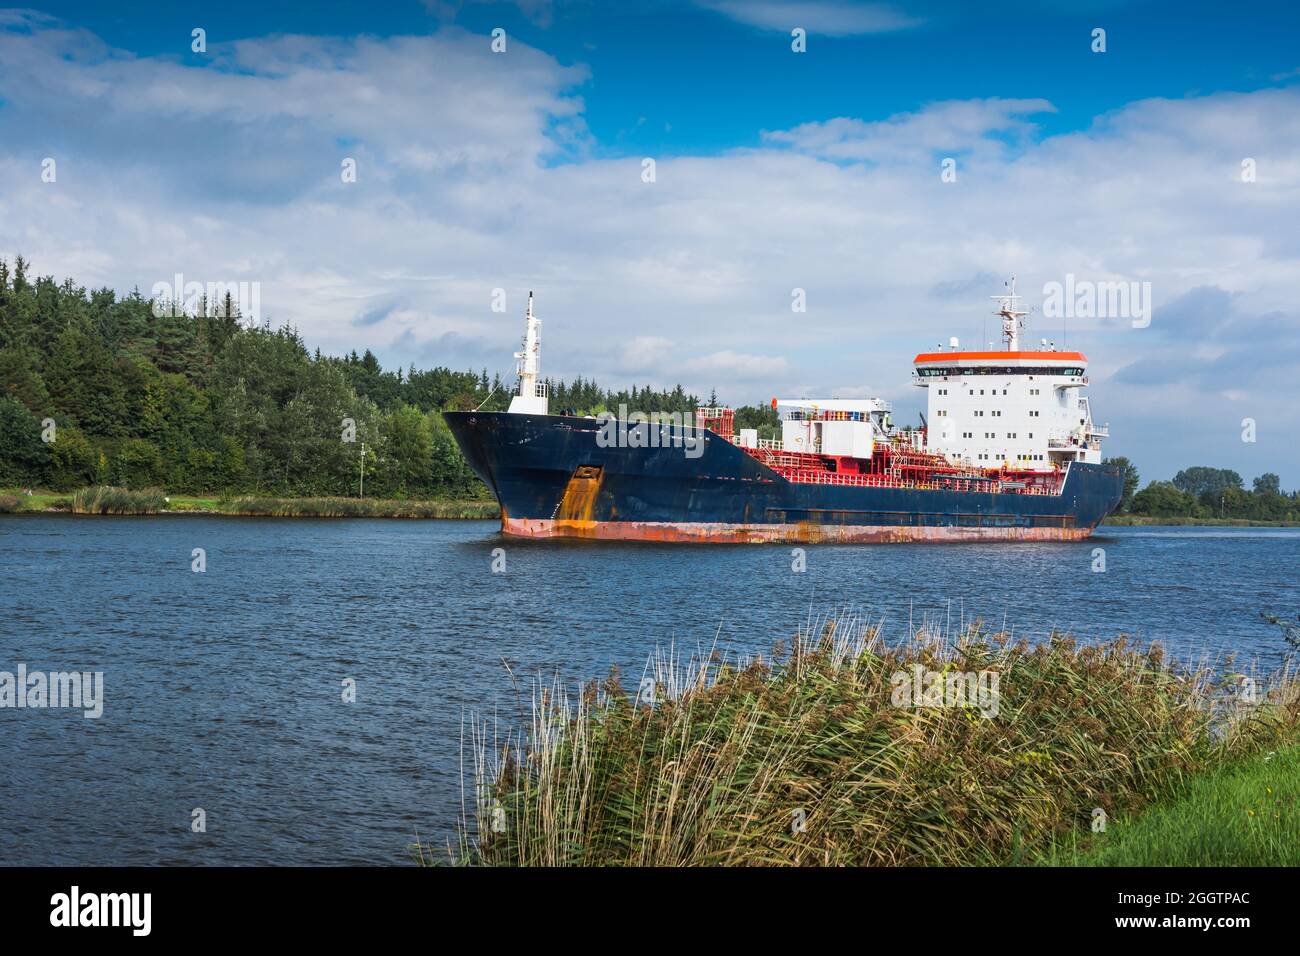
70, 486, 167, 515
443, 612, 1299, 866
219, 496, 497, 518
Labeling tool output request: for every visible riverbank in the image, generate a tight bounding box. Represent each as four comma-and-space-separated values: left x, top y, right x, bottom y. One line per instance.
1104, 515, 1300, 527
442, 614, 1300, 867
0, 487, 498, 519
1041, 743, 1300, 865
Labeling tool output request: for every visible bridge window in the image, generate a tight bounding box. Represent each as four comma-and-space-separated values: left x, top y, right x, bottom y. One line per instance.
916, 366, 1084, 377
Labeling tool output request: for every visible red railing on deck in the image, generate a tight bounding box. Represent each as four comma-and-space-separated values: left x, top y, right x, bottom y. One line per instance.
741, 439, 1063, 496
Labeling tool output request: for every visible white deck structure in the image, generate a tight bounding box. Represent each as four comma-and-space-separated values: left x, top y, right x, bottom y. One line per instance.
771, 398, 892, 457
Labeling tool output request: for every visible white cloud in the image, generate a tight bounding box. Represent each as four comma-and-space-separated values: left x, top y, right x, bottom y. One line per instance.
684, 350, 789, 379
2, 18, 1300, 482
618, 338, 786, 380
695, 1, 921, 36
762, 98, 1056, 164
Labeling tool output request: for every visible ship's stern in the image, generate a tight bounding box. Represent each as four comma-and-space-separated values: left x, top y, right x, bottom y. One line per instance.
1067, 460, 1125, 532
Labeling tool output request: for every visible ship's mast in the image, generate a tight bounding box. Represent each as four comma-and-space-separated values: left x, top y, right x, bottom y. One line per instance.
515, 291, 541, 392
507, 291, 549, 415
991, 275, 1028, 351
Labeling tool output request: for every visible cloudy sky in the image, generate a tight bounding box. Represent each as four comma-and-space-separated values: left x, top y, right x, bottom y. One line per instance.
2, 0, 1299, 484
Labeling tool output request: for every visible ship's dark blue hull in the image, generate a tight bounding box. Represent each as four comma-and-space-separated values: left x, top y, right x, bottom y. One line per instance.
444, 411, 1123, 543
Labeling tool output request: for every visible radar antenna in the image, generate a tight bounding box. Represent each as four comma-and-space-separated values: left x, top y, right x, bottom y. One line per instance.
991, 275, 1030, 351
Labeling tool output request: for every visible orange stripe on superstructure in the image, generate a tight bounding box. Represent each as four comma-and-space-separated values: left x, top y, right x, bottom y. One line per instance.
913, 350, 1087, 363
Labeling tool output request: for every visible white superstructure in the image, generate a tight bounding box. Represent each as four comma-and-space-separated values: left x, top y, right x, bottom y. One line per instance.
508, 291, 549, 415
772, 398, 892, 456
913, 278, 1108, 468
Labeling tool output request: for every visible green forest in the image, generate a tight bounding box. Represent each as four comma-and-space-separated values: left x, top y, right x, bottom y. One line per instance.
0, 258, 776, 498
1, 258, 1293, 520
1104, 458, 1299, 522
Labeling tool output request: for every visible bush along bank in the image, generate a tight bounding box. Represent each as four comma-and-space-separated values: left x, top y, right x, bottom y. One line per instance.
444, 613, 1300, 866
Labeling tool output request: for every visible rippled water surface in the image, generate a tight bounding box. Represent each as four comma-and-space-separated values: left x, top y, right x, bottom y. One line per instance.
1, 516, 1297, 864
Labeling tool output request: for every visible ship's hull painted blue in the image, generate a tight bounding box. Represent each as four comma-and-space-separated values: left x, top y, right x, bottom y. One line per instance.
444, 411, 1124, 542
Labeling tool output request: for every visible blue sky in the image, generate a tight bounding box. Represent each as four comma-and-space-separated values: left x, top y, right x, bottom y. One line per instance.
3, 0, 1300, 483
23, 0, 1300, 154
12, 0, 1300, 181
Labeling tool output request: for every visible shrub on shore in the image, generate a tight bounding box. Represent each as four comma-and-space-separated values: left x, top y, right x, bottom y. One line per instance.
70, 486, 167, 515
447, 614, 1300, 867
219, 496, 497, 518
1105, 515, 1300, 527
0, 486, 498, 518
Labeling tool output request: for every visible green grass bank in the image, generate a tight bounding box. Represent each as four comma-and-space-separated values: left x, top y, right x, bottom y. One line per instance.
1041, 743, 1300, 866
1103, 515, 1300, 527
0, 486, 498, 519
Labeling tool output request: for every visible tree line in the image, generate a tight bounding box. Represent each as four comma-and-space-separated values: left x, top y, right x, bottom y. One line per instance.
1103, 458, 1297, 521
0, 259, 778, 497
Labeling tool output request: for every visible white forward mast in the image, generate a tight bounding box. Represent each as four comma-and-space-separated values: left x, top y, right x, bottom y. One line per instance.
991, 275, 1029, 351
507, 291, 549, 415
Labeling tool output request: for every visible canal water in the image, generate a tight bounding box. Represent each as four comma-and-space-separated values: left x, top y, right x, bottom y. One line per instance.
1, 516, 1296, 864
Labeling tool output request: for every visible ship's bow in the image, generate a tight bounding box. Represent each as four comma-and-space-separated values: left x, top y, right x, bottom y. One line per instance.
442, 411, 498, 494
442, 411, 582, 525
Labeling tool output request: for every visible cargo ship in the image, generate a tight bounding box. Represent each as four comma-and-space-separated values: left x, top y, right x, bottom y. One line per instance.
444, 282, 1123, 542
